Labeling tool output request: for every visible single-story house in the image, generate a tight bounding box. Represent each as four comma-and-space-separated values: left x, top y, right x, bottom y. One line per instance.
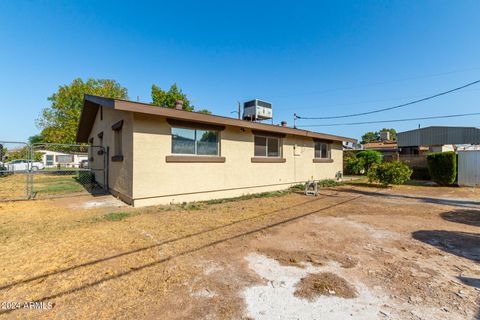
76, 94, 356, 206
363, 140, 400, 161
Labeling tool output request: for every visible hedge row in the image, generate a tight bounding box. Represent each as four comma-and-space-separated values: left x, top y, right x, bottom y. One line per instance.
426, 151, 456, 186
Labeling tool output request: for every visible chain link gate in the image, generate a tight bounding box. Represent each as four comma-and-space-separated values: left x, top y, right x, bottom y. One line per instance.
0, 141, 31, 201
0, 142, 108, 202
29, 143, 108, 199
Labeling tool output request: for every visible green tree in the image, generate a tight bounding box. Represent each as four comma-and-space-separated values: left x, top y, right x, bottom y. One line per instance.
380, 128, 397, 140
361, 128, 396, 144
151, 83, 212, 115
196, 109, 212, 115
356, 150, 382, 172
28, 134, 44, 144
151, 83, 194, 111
37, 78, 128, 144
361, 131, 379, 144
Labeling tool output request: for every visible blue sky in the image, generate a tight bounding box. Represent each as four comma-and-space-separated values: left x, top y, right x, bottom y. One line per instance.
1, 0, 479, 142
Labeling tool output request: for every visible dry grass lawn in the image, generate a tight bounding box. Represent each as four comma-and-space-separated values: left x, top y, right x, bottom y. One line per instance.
0, 183, 479, 319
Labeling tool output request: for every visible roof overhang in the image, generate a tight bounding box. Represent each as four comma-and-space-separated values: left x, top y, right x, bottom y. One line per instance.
76, 95, 357, 144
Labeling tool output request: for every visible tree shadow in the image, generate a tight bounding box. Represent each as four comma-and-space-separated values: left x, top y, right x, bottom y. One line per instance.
412, 230, 480, 262
336, 187, 480, 209
441, 210, 480, 227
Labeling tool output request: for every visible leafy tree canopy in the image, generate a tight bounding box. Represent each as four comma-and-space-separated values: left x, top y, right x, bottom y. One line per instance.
28, 134, 44, 144
151, 83, 211, 114
151, 83, 194, 111
37, 78, 128, 144
361, 128, 396, 144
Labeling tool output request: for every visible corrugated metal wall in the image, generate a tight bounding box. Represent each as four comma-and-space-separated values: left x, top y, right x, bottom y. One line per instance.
458, 151, 480, 187
398, 127, 480, 147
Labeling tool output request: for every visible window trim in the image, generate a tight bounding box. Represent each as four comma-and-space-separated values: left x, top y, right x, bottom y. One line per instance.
314, 141, 332, 160
171, 127, 221, 157
166, 155, 225, 163
253, 135, 282, 158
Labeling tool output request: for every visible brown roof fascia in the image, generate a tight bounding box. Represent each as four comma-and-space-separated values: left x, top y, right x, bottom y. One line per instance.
113, 99, 356, 143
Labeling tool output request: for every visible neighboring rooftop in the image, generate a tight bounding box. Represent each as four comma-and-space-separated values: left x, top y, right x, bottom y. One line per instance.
77, 95, 357, 144
363, 140, 399, 151
397, 126, 480, 147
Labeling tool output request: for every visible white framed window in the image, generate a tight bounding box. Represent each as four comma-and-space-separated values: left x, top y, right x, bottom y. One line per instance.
315, 142, 331, 159
171, 127, 219, 156
254, 136, 281, 157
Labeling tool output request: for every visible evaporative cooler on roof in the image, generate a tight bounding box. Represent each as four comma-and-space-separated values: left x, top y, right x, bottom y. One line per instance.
242, 99, 273, 121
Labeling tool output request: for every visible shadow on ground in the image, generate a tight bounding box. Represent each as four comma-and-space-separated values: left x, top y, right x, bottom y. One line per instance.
412, 230, 480, 262
441, 210, 480, 227
337, 187, 480, 209
0, 195, 361, 316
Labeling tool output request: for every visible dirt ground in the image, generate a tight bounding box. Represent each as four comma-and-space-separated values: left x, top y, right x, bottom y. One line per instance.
0, 183, 479, 319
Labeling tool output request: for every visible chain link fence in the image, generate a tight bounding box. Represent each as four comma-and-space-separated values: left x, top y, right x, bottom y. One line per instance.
0, 141, 31, 201
30, 143, 107, 199
0, 142, 107, 201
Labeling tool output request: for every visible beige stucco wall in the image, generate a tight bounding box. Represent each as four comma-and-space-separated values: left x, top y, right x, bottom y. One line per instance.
131, 113, 343, 206
88, 107, 134, 203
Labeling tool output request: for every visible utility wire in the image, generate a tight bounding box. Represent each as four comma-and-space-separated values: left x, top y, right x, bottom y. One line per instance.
298, 112, 480, 127
297, 79, 480, 120
275, 87, 480, 111
265, 67, 480, 99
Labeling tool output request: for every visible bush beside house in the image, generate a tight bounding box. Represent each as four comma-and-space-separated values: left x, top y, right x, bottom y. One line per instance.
367, 161, 412, 187
344, 150, 382, 175
426, 152, 457, 186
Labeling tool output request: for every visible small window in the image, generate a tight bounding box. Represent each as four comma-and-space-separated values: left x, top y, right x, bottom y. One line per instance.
46, 155, 54, 166
254, 136, 280, 157
56, 155, 74, 164
114, 128, 123, 157
315, 142, 331, 159
171, 128, 219, 156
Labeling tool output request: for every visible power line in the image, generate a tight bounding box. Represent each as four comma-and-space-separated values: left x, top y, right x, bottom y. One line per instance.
297, 79, 480, 120
298, 112, 480, 127
264, 67, 480, 99
274, 87, 480, 111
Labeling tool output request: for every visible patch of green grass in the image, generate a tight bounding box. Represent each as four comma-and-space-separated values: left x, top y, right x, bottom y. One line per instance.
203, 190, 290, 205
35, 182, 85, 194
103, 212, 131, 221
290, 184, 305, 191
317, 179, 342, 187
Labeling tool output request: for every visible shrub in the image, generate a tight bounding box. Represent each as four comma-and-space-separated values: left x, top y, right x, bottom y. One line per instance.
367, 161, 412, 187
426, 152, 457, 186
344, 155, 366, 175
411, 166, 430, 180
317, 179, 341, 187
356, 150, 382, 172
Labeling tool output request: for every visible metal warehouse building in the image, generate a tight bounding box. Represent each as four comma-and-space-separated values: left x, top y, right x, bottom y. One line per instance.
397, 126, 480, 147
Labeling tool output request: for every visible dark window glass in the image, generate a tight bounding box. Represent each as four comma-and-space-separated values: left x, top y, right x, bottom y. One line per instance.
267, 138, 279, 157
255, 136, 280, 157
254, 136, 267, 157
315, 142, 331, 159
196, 130, 219, 155
172, 128, 219, 155
172, 128, 196, 154
114, 129, 123, 156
